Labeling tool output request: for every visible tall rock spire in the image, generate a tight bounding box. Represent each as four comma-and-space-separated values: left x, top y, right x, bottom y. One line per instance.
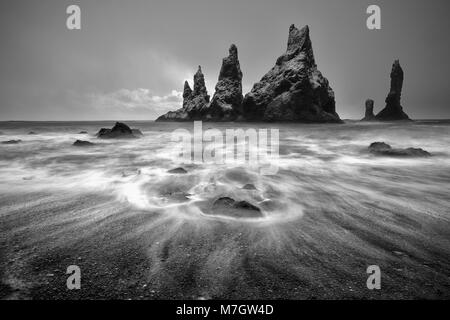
361, 99, 376, 121
376, 60, 410, 121
243, 24, 341, 122
193, 66, 209, 100
182, 81, 192, 109
206, 44, 244, 121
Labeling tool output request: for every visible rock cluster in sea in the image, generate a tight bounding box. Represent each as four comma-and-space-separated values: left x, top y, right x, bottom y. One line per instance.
362, 60, 411, 121
157, 24, 341, 123
157, 67, 210, 121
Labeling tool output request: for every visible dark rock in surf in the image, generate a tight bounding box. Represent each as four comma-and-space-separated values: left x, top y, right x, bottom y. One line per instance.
210, 197, 263, 218
242, 184, 257, 190
1, 140, 22, 145
79, 131, 88, 134
242, 25, 341, 123
73, 140, 95, 147
156, 66, 210, 121
361, 99, 376, 121
205, 44, 244, 121
369, 142, 391, 152
28, 131, 37, 135
167, 167, 188, 174
96, 122, 142, 139
375, 60, 411, 121
368, 142, 430, 157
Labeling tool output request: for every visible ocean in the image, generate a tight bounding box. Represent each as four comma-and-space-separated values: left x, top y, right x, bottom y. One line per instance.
0, 120, 449, 299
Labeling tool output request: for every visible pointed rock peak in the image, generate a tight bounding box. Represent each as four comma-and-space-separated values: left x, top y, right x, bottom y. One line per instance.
183, 81, 192, 99
193, 65, 208, 97
229, 44, 238, 58
287, 24, 310, 51
392, 60, 403, 75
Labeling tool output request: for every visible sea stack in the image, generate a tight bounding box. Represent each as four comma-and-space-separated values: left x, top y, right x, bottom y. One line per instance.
205, 44, 244, 121
156, 66, 210, 121
361, 99, 376, 121
242, 25, 341, 122
375, 60, 411, 121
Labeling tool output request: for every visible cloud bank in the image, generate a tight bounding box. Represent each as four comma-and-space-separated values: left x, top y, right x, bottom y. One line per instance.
88, 88, 183, 117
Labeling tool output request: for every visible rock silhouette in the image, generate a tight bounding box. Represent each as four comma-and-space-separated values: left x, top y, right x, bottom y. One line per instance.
242, 25, 341, 122
362, 99, 376, 121
376, 60, 411, 121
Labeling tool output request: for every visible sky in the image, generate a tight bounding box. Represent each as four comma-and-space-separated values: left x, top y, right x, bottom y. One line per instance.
0, 0, 449, 121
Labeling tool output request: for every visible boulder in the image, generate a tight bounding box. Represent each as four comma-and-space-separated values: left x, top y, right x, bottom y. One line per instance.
376, 60, 411, 121
167, 167, 188, 174
96, 122, 142, 139
79, 131, 88, 134
368, 142, 430, 157
73, 140, 94, 147
361, 99, 376, 121
210, 197, 263, 219
242, 184, 257, 190
242, 25, 341, 122
205, 44, 244, 121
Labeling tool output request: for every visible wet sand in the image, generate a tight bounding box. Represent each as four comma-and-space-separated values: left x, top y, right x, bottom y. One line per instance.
0, 121, 449, 299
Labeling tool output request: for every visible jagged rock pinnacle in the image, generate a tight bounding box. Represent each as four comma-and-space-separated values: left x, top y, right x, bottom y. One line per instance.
242, 24, 340, 122
207, 44, 244, 121
375, 60, 410, 121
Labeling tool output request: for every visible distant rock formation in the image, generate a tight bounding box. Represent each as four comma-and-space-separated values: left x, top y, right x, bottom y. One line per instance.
368, 142, 430, 157
242, 25, 341, 122
96, 122, 143, 139
376, 60, 411, 121
73, 140, 94, 147
156, 25, 342, 123
206, 44, 244, 121
361, 99, 376, 121
156, 66, 210, 121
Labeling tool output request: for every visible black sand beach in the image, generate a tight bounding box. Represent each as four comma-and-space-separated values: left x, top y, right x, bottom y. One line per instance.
0, 121, 449, 299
